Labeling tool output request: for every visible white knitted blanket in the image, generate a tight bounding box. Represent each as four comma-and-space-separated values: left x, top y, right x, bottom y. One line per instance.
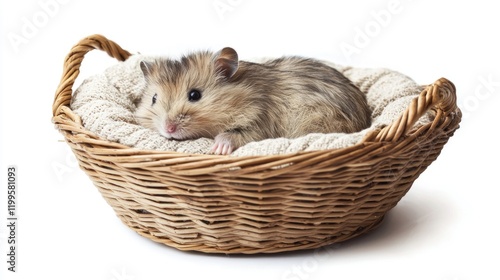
70, 55, 428, 156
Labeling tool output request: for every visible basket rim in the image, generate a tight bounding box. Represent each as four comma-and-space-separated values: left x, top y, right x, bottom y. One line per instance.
52, 34, 462, 162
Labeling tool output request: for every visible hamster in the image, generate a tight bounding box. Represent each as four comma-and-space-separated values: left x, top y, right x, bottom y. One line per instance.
135, 47, 371, 155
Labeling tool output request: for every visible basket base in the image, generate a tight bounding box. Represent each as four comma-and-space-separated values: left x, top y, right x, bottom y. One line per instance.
123, 214, 386, 255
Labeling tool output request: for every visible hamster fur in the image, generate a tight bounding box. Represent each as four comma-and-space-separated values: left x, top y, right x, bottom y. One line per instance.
135, 48, 371, 155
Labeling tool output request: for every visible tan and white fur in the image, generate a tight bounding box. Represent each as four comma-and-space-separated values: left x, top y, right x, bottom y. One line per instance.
135, 48, 371, 155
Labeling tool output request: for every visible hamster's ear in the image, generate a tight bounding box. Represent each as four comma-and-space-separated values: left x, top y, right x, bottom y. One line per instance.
214, 47, 239, 79
140, 61, 152, 77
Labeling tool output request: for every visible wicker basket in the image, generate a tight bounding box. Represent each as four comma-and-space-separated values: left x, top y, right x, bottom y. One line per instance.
52, 34, 461, 254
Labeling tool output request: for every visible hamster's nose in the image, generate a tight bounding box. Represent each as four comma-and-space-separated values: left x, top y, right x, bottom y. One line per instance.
166, 123, 177, 134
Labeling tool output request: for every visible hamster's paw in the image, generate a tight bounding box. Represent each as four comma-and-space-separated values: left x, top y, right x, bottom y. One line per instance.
211, 134, 236, 155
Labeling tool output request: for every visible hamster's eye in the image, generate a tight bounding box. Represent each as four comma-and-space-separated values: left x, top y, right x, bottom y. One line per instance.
152, 93, 158, 105
188, 89, 202, 102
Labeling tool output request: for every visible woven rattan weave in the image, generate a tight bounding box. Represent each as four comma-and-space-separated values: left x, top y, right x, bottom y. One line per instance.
52, 34, 461, 254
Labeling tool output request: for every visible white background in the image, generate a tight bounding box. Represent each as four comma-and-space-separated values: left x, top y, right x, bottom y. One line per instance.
1, 0, 499, 279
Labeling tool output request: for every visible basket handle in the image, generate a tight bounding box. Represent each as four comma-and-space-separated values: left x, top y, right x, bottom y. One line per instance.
52, 34, 132, 117
362, 77, 458, 142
